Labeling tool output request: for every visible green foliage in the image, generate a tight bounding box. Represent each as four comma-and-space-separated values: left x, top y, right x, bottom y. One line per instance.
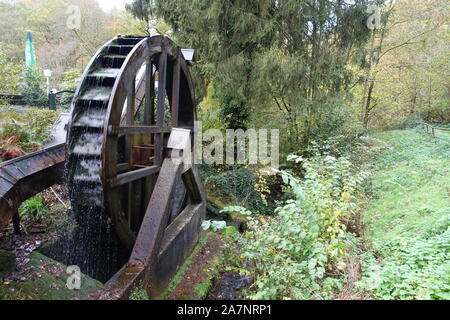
360, 0, 450, 128
126, 0, 154, 22
0, 108, 58, 152
197, 84, 226, 131
59, 69, 81, 107
357, 225, 450, 300
19, 196, 47, 221
157, 0, 376, 140
221, 206, 252, 217
233, 151, 368, 299
0, 48, 21, 98
359, 129, 450, 300
194, 281, 213, 299
201, 220, 227, 232
19, 67, 47, 107
364, 129, 450, 241
203, 167, 275, 215
129, 285, 149, 300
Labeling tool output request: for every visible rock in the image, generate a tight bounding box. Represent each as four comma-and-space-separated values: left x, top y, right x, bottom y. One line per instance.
0, 252, 103, 300
0, 249, 16, 276
225, 210, 248, 232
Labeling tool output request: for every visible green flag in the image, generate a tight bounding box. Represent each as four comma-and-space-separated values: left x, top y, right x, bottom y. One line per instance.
25, 31, 36, 68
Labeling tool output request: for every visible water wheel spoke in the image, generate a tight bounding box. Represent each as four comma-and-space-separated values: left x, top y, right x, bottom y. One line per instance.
118, 125, 170, 136
109, 165, 160, 188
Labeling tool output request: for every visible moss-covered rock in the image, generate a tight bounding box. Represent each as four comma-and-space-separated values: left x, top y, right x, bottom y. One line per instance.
225, 210, 248, 231
0, 252, 103, 300
0, 250, 16, 277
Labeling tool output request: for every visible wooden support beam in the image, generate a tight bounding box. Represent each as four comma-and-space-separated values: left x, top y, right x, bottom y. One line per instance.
117, 163, 132, 172
109, 165, 160, 188
125, 77, 136, 163
144, 58, 157, 211
126, 77, 136, 227
119, 125, 171, 136
171, 51, 181, 127
155, 44, 168, 167
130, 159, 182, 265
144, 57, 155, 126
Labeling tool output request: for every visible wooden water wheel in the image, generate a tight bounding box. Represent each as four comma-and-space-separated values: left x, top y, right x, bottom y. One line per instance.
67, 35, 205, 283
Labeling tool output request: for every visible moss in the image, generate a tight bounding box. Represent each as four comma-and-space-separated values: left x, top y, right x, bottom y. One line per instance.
194, 280, 213, 300
129, 284, 149, 300
0, 250, 16, 277
160, 232, 228, 300
158, 232, 210, 299
0, 252, 103, 300
193, 255, 223, 299
226, 211, 248, 231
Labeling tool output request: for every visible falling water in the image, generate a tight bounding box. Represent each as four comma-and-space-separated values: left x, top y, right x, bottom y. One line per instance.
45, 37, 146, 282
62, 65, 125, 281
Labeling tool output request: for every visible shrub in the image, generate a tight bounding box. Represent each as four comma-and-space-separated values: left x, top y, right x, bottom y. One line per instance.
129, 284, 149, 300
233, 152, 369, 299
203, 167, 276, 215
0, 49, 21, 100
59, 69, 81, 107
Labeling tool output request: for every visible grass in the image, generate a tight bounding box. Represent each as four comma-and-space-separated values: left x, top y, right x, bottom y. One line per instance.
358, 128, 450, 300
435, 129, 450, 141
157, 232, 210, 299
364, 128, 450, 242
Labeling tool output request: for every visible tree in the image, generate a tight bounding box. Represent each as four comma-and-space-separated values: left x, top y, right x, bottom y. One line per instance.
0, 48, 22, 99
156, 0, 377, 151
19, 66, 47, 107
358, 0, 450, 127
59, 68, 82, 106
0, 0, 135, 83
359, 1, 394, 129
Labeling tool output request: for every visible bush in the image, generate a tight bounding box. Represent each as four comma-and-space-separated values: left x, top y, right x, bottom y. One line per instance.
203, 166, 276, 215
0, 49, 21, 100
59, 69, 81, 107
233, 152, 369, 299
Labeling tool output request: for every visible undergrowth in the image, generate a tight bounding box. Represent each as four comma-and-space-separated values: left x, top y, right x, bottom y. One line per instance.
19, 196, 48, 222
221, 129, 449, 300
356, 129, 450, 300
0, 107, 58, 155
227, 142, 369, 299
